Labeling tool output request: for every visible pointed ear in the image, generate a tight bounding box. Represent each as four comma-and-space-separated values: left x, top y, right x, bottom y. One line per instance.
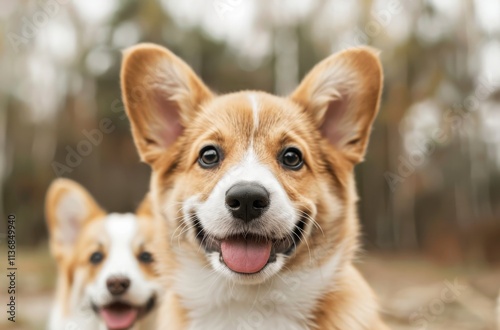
290, 47, 383, 163
45, 179, 105, 258
121, 43, 213, 164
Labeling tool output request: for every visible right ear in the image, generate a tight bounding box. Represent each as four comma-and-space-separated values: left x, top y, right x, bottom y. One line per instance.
121, 43, 213, 164
45, 179, 104, 258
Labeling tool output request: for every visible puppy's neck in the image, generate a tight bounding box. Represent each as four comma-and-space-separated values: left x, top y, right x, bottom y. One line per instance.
172, 248, 344, 330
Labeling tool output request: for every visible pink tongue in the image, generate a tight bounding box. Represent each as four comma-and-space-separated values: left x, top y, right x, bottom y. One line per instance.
100, 307, 138, 330
221, 238, 272, 274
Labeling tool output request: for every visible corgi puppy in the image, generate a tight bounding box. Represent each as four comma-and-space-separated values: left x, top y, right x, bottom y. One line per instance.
45, 179, 162, 330
121, 43, 387, 329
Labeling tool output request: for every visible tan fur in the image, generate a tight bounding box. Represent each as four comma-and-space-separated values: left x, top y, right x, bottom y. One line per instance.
46, 179, 105, 260
45, 179, 160, 320
121, 43, 387, 329
45, 179, 106, 316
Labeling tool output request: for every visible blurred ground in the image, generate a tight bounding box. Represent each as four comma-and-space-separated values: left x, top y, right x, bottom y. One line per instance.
358, 253, 500, 330
2, 247, 498, 330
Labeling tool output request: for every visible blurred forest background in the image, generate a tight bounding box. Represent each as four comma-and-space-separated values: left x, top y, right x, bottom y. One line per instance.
1, 0, 500, 329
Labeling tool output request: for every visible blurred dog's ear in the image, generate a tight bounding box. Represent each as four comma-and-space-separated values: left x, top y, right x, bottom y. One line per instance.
45, 179, 104, 259
290, 47, 383, 163
121, 43, 213, 164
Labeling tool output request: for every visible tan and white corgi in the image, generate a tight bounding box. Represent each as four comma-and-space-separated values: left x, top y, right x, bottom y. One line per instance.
45, 179, 162, 330
121, 43, 387, 329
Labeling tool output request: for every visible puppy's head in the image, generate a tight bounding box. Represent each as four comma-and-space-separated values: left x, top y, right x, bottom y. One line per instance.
45, 179, 161, 329
121, 44, 382, 284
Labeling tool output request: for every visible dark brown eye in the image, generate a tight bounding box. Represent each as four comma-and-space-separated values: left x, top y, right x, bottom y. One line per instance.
138, 251, 153, 264
198, 146, 221, 168
280, 147, 303, 170
90, 251, 104, 265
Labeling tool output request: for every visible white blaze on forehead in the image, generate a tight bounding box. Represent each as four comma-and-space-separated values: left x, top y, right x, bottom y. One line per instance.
101, 212, 150, 280
105, 213, 137, 253
229, 149, 274, 182
249, 93, 260, 131
101, 213, 139, 278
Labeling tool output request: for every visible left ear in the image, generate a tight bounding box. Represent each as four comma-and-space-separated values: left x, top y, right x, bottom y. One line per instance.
45, 179, 105, 259
121, 43, 213, 165
290, 47, 383, 163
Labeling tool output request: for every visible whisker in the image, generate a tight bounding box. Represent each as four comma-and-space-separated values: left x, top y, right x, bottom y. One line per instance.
290, 225, 313, 264
292, 204, 325, 238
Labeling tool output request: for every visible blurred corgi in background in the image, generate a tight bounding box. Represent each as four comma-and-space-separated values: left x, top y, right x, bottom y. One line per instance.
45, 179, 162, 330
121, 43, 387, 329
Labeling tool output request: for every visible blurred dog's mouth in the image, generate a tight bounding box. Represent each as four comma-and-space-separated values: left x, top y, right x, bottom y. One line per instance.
192, 215, 306, 274
92, 296, 156, 330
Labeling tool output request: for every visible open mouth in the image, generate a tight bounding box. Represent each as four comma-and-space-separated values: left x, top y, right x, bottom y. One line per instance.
93, 296, 156, 330
193, 216, 306, 274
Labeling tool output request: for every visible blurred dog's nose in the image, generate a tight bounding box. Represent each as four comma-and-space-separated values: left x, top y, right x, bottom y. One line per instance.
106, 276, 130, 295
225, 182, 269, 222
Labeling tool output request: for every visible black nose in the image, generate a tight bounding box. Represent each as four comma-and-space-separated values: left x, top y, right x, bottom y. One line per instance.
106, 276, 130, 295
225, 182, 270, 222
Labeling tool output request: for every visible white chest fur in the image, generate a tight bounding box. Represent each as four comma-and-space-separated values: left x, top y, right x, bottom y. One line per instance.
174, 251, 342, 330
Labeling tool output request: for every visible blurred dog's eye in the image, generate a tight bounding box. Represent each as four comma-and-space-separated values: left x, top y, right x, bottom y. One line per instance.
90, 251, 104, 265
138, 251, 153, 263
280, 147, 303, 170
198, 146, 220, 168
